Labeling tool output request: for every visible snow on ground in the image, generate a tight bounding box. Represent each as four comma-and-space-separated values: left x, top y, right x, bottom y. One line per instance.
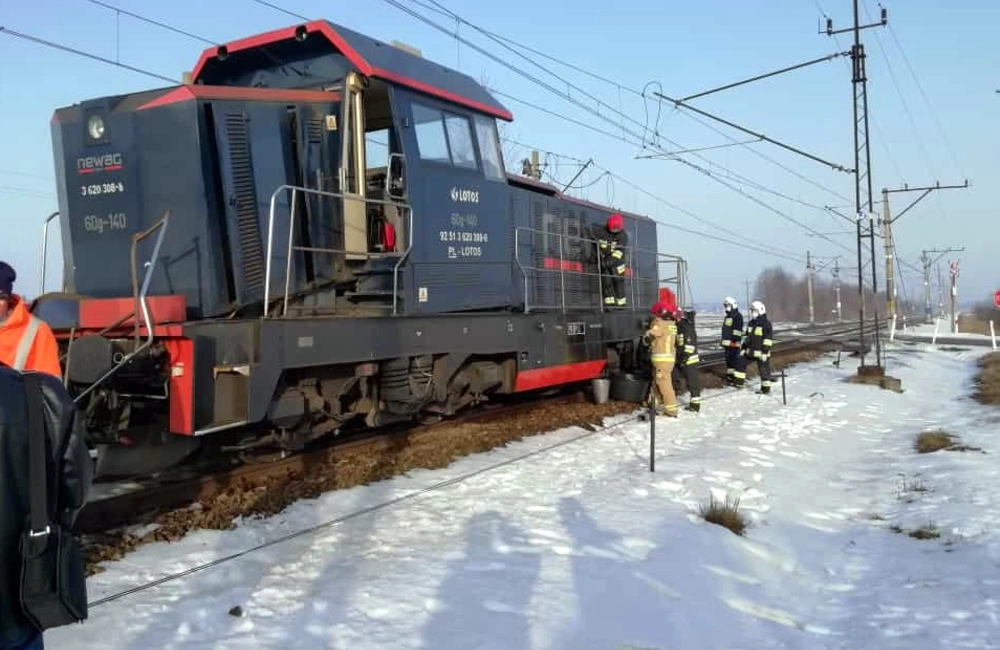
51, 343, 1000, 650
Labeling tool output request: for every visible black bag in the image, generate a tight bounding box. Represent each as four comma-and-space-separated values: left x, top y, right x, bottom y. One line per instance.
19, 372, 88, 631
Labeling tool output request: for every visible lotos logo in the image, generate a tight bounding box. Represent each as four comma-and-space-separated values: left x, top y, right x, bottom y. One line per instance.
450, 187, 479, 203
77, 152, 123, 174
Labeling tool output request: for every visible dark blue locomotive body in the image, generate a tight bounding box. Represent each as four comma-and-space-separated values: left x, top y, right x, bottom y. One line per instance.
42, 19, 675, 477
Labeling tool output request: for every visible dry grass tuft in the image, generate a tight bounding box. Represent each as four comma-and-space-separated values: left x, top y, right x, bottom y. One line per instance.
915, 430, 956, 454
698, 495, 748, 536
889, 522, 941, 540
957, 314, 994, 336
913, 429, 986, 454
973, 352, 1000, 407
908, 524, 940, 540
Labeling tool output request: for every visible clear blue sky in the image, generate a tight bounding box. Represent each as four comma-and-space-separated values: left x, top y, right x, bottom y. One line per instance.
1, 0, 996, 310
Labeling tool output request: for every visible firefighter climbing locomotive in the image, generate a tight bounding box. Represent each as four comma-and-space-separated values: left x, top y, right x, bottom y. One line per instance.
33, 19, 678, 479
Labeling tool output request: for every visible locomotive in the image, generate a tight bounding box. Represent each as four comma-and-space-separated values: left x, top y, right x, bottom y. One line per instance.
32, 19, 684, 479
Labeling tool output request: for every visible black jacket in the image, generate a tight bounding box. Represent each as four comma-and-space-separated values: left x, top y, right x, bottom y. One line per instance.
676, 317, 699, 365
745, 314, 774, 359
593, 226, 628, 270
721, 308, 744, 349
0, 367, 92, 641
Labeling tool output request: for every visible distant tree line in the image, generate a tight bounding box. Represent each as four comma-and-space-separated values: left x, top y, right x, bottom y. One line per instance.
750, 265, 921, 324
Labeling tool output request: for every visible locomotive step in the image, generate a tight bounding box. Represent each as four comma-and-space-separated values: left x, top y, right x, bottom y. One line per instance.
344, 290, 398, 300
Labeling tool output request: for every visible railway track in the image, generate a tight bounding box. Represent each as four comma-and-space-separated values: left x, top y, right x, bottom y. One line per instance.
77, 318, 877, 559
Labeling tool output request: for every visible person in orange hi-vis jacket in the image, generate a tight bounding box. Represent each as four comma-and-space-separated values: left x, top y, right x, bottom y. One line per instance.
0, 261, 63, 379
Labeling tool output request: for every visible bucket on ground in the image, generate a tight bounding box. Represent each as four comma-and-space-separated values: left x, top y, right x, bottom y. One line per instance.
610, 372, 650, 403
591, 378, 611, 404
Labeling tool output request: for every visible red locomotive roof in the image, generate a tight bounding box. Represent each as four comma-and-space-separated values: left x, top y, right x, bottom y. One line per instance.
190, 20, 513, 122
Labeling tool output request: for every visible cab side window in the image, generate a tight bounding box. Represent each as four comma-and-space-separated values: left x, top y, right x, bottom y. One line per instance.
411, 102, 479, 171
473, 115, 505, 181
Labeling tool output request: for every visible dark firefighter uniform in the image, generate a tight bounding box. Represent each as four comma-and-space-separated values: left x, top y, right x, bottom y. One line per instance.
744, 300, 774, 394
672, 308, 702, 412
720, 297, 746, 387
644, 302, 678, 417
596, 213, 628, 308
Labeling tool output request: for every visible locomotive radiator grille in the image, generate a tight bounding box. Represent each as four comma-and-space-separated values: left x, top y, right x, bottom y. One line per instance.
225, 112, 266, 292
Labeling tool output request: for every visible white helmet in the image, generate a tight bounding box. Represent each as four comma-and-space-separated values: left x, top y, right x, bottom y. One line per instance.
723, 296, 737, 312
750, 300, 766, 316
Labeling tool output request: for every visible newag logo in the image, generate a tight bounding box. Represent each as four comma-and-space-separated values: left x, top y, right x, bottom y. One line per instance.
77, 153, 123, 174
450, 187, 479, 204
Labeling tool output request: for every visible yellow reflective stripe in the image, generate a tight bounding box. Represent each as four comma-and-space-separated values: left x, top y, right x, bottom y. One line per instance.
753, 350, 762, 358
615, 266, 626, 274
724, 317, 732, 326
754, 326, 763, 335
651, 354, 674, 361
732, 329, 744, 336
763, 338, 773, 346
610, 249, 624, 259
684, 345, 696, 353
733, 371, 747, 379
686, 355, 700, 364
721, 339, 731, 347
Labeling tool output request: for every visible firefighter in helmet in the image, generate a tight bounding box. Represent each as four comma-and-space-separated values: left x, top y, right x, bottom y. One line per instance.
596, 213, 628, 309
720, 296, 746, 388
672, 306, 702, 412
643, 301, 678, 417
744, 299, 774, 394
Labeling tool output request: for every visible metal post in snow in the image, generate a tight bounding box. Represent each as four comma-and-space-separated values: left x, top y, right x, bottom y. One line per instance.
991, 320, 997, 351
781, 369, 787, 406
649, 397, 656, 473
932, 318, 940, 345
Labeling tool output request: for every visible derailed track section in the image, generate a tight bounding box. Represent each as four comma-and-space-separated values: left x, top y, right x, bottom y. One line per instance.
78, 322, 874, 574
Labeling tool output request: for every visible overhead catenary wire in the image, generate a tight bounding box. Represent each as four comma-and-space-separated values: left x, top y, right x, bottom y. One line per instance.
0, 25, 179, 83
3, 3, 814, 265
883, 21, 964, 178
858, 1, 958, 230
376, 0, 855, 254
811, 0, 906, 186
398, 0, 856, 209
501, 136, 806, 262
243, 0, 853, 263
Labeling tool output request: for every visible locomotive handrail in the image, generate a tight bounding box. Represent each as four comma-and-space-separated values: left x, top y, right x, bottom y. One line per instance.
512, 224, 686, 313
38, 210, 60, 296
74, 210, 170, 404
264, 184, 413, 317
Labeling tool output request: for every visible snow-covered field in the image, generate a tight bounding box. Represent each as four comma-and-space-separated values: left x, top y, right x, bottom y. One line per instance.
52, 343, 1000, 649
